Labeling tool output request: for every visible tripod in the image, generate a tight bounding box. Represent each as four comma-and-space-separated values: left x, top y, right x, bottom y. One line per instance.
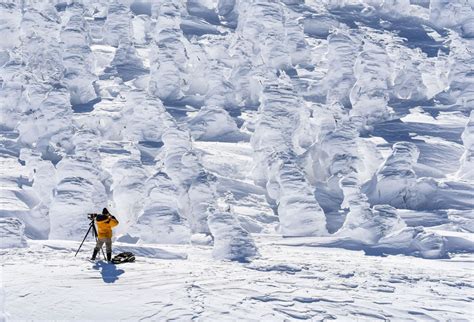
75, 218, 106, 259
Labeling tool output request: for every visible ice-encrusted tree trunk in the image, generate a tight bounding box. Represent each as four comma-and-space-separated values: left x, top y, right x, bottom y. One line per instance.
350, 42, 392, 128
457, 111, 474, 180
19, 5, 64, 84
131, 14, 151, 46
228, 37, 264, 108
0, 217, 28, 249
390, 50, 428, 102
109, 152, 148, 235
48, 156, 108, 240
15, 87, 74, 161
429, 0, 474, 38
234, 1, 290, 70
61, 4, 98, 106
208, 211, 258, 262
13, 5, 74, 157
103, 2, 132, 47
284, 9, 311, 68
427, 0, 474, 109
304, 117, 368, 214
364, 142, 420, 209
227, 0, 304, 107
227, 1, 276, 108
18, 149, 57, 239
0, 4, 85, 240
267, 151, 328, 236
252, 76, 328, 237
148, 1, 188, 101
253, 2, 290, 70
332, 125, 369, 224
443, 34, 474, 110
48, 131, 108, 240
325, 30, 360, 108
120, 93, 170, 143
160, 128, 218, 235
128, 172, 191, 244
0, 3, 22, 130
180, 170, 218, 234
144, 2, 218, 236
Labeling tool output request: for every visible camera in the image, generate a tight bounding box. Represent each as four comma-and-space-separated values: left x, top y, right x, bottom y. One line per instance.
87, 213, 97, 220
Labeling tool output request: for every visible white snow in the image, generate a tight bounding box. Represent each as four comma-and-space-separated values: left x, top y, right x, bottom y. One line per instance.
0, 217, 27, 249
208, 211, 258, 261
1, 238, 473, 320
1, 0, 473, 319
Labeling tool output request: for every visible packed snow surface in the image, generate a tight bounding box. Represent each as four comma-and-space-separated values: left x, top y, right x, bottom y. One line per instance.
1, 238, 473, 320
1, 0, 473, 320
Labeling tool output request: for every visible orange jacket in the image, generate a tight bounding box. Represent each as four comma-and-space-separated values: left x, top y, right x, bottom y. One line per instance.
96, 214, 119, 239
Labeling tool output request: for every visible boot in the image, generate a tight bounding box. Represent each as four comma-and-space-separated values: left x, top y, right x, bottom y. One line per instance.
107, 252, 112, 262
91, 249, 98, 260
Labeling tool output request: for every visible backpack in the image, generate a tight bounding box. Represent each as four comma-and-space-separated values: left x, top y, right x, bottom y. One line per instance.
112, 252, 135, 264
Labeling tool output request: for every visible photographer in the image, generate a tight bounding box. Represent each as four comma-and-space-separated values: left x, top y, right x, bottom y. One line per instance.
90, 208, 119, 262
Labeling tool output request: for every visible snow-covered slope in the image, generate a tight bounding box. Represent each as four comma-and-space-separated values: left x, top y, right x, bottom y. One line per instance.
0, 0, 473, 319
2, 0, 472, 257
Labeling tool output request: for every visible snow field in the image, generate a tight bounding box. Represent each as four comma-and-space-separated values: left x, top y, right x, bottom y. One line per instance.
2, 238, 473, 321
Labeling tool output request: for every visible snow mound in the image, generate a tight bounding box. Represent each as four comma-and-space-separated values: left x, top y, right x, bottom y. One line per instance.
376, 227, 447, 259
105, 43, 147, 82
40, 240, 188, 260
365, 141, 474, 211
337, 198, 405, 243
189, 105, 240, 141
335, 203, 450, 259
114, 244, 187, 260
208, 211, 258, 262
0, 217, 28, 249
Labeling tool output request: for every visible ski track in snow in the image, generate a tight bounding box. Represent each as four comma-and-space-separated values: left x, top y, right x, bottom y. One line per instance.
2, 238, 473, 321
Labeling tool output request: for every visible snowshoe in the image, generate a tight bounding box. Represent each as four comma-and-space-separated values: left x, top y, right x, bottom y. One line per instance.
111, 252, 135, 264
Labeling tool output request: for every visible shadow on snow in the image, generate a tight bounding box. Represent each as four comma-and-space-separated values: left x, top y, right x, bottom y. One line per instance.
93, 261, 125, 284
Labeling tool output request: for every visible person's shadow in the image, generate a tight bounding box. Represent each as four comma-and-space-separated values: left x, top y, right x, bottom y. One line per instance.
93, 261, 125, 283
